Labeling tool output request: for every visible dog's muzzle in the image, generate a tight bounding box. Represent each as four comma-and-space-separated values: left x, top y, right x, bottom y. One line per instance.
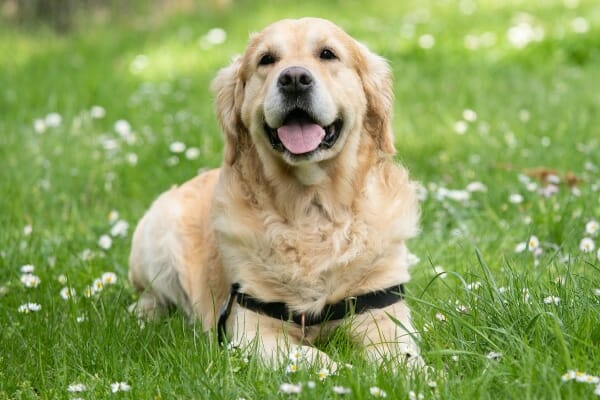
264, 66, 343, 157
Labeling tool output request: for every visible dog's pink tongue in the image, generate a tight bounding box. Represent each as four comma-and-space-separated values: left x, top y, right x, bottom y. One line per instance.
277, 122, 325, 154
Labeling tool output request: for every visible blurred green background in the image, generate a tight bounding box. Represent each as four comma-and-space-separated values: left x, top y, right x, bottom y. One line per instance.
1, 1, 600, 398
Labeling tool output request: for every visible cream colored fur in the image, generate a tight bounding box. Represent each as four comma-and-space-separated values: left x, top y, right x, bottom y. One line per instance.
129, 18, 421, 369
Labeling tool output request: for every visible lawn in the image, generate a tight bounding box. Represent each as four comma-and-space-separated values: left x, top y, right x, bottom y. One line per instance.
1, 0, 600, 398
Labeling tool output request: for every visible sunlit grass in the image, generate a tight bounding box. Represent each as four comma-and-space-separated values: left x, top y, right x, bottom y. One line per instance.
1, 0, 599, 398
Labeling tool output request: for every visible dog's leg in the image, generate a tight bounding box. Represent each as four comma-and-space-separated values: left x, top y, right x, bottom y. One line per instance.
128, 188, 193, 320
227, 307, 337, 370
351, 302, 423, 369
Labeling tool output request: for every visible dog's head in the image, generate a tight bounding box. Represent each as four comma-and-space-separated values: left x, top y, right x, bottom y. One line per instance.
212, 18, 395, 171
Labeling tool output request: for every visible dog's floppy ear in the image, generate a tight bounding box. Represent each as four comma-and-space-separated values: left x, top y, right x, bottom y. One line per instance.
211, 56, 245, 165
358, 44, 396, 155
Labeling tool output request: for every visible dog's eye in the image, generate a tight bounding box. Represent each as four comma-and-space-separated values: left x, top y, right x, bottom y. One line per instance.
258, 53, 276, 66
319, 48, 337, 61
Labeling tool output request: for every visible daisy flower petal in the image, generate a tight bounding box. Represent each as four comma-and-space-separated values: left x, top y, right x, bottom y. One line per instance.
110, 382, 131, 393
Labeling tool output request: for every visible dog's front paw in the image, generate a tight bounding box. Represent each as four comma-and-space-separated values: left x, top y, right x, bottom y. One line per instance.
128, 292, 168, 320
366, 340, 425, 372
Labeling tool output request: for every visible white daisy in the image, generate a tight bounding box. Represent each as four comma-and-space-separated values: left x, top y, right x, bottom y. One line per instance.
538, 184, 559, 198
466, 181, 487, 192
515, 242, 527, 253
185, 147, 201, 160
288, 347, 306, 362
92, 278, 104, 293
571, 371, 600, 384
451, 189, 471, 202
279, 383, 302, 394
455, 303, 469, 313
546, 173, 560, 184
60, 287, 76, 300
579, 237, 595, 253
407, 252, 420, 267
526, 182, 538, 192
114, 120, 132, 137
110, 382, 131, 393
408, 390, 424, 400
18, 303, 42, 313
67, 383, 87, 393
462, 109, 477, 122
582, 375, 600, 384
101, 272, 118, 285
34, 118, 46, 133
20, 264, 35, 274
126, 152, 138, 166
24, 224, 33, 236
45, 112, 62, 127
453, 120, 468, 135
586, 220, 599, 236
561, 370, 576, 381
83, 286, 94, 298
318, 368, 330, 381
20, 274, 41, 288
507, 22, 544, 48
110, 220, 129, 238
98, 234, 112, 250
369, 386, 387, 397
129, 54, 148, 73
286, 363, 299, 374
108, 210, 119, 223
528, 235, 540, 251
543, 295, 560, 305
166, 156, 179, 167
572, 17, 590, 34
203, 28, 227, 45
518, 174, 531, 185
169, 141, 186, 153
486, 351, 502, 360
433, 265, 447, 278
90, 105, 106, 119
332, 386, 351, 395
509, 193, 524, 204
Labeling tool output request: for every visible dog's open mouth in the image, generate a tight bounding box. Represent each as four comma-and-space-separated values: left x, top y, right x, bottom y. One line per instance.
265, 109, 343, 156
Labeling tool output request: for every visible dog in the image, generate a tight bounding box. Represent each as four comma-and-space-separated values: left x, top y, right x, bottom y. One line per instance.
129, 17, 421, 369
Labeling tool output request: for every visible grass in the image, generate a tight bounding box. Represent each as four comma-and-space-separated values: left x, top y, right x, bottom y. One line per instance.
1, 0, 600, 398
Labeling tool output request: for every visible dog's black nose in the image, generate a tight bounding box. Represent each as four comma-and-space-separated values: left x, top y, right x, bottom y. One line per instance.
277, 66, 314, 94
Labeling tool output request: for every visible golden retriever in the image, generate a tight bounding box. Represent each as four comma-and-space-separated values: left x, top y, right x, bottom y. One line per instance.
129, 17, 421, 369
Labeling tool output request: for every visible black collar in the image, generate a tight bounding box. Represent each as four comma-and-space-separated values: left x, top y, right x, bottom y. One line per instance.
217, 283, 405, 344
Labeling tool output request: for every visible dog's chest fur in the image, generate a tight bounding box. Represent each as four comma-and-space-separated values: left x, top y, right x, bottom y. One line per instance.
212, 165, 418, 314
